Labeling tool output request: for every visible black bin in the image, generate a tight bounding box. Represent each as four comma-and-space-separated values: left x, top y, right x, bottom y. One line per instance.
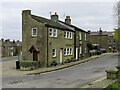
16, 60, 20, 69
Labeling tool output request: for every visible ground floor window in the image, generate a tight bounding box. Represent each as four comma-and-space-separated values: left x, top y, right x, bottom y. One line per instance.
52, 49, 56, 57
64, 47, 73, 56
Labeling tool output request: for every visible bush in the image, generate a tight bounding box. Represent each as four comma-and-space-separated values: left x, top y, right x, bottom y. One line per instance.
20, 60, 40, 70
65, 59, 71, 63
104, 81, 120, 90
71, 57, 76, 62
51, 60, 57, 66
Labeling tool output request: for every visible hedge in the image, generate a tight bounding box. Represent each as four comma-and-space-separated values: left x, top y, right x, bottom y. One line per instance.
20, 60, 40, 70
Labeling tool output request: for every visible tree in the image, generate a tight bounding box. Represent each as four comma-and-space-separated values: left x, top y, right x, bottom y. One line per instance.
114, 28, 120, 43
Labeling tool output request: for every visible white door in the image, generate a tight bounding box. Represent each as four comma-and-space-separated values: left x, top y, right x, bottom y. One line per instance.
76, 47, 78, 60
60, 50, 62, 64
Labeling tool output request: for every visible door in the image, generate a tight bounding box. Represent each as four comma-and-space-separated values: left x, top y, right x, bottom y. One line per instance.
76, 47, 78, 60
60, 49, 63, 64
33, 51, 38, 61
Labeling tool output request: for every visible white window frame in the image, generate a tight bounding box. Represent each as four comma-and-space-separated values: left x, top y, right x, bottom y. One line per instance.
79, 32, 82, 40
32, 28, 37, 37
67, 48, 69, 55
49, 28, 53, 37
70, 48, 73, 55
52, 49, 56, 57
64, 31, 67, 38
53, 29, 57, 37
64, 48, 67, 56
70, 32, 72, 39
49, 28, 57, 37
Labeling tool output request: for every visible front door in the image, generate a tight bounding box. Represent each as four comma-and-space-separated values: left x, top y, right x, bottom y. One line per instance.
33, 51, 38, 61
76, 47, 78, 60
60, 49, 63, 64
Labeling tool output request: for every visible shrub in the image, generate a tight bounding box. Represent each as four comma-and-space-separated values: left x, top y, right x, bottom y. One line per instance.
51, 60, 57, 66
71, 57, 75, 62
104, 81, 120, 90
65, 59, 71, 63
20, 60, 40, 70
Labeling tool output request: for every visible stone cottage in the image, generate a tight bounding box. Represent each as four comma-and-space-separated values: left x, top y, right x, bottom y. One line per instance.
90, 28, 117, 52
1, 39, 22, 57
22, 10, 89, 67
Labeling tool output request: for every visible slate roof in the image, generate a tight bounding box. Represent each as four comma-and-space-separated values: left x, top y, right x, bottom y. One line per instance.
90, 31, 114, 36
58, 20, 87, 33
31, 15, 74, 31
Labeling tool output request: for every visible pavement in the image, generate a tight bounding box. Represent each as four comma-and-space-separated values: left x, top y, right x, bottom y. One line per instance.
2, 53, 118, 88
81, 76, 116, 88
1, 53, 109, 77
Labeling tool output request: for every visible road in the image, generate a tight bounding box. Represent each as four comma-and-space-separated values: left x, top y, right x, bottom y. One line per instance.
2, 53, 118, 88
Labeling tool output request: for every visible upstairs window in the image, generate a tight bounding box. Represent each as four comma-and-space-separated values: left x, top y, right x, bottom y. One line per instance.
53, 29, 57, 37
64, 31, 72, 39
79, 32, 82, 40
52, 49, 56, 57
32, 28, 37, 37
64, 31, 67, 38
49, 28, 57, 37
70, 32, 72, 39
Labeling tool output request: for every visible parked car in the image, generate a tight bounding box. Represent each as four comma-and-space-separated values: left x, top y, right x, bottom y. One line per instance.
100, 48, 106, 53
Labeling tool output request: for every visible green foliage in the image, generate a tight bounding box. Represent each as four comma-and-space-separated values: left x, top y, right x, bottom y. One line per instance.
114, 28, 120, 43
65, 59, 71, 63
104, 81, 120, 90
71, 57, 76, 62
51, 60, 57, 66
20, 60, 40, 69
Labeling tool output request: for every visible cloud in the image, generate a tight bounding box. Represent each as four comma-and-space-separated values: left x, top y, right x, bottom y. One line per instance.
1, 2, 116, 40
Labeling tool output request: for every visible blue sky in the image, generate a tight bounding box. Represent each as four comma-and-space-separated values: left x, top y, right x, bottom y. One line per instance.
1, 1, 117, 41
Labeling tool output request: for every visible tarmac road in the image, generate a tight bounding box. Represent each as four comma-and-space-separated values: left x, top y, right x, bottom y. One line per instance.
2, 53, 118, 88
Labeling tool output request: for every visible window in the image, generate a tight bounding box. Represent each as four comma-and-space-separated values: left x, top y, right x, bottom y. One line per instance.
49, 28, 57, 37
53, 29, 57, 37
52, 49, 56, 57
32, 28, 37, 36
70, 48, 73, 55
64, 48, 73, 56
49, 28, 53, 37
64, 48, 67, 56
67, 31, 69, 38
64, 31, 67, 38
85, 33, 87, 41
64, 31, 72, 39
79, 32, 82, 40
67, 48, 69, 55
70, 32, 72, 39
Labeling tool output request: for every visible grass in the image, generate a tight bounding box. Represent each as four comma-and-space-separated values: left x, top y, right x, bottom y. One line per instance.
104, 81, 120, 90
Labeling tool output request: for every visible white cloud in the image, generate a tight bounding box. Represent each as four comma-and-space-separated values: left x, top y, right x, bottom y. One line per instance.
1, 2, 116, 40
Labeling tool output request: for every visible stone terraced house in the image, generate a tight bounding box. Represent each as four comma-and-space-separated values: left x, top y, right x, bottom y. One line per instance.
1, 39, 22, 57
90, 28, 117, 52
22, 10, 89, 67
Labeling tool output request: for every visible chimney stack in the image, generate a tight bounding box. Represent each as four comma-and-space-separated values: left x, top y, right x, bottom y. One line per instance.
51, 12, 59, 22
65, 16, 71, 25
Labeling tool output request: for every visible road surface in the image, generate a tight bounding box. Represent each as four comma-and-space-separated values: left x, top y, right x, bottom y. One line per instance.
2, 53, 118, 88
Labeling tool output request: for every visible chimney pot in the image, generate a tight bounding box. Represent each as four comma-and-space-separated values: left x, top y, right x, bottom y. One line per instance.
51, 12, 59, 22
65, 16, 71, 25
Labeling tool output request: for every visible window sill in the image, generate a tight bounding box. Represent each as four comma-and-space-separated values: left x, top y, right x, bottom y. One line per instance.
31, 36, 37, 38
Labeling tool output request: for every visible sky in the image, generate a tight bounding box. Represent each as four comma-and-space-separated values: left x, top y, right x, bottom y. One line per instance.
1, 1, 118, 41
